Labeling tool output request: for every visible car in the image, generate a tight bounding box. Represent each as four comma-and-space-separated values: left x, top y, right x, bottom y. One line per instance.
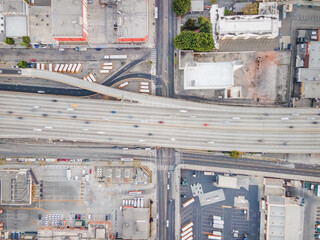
179, 109, 187, 113
289, 126, 294, 128
105, 215, 108, 220
95, 48, 101, 51
110, 110, 116, 114
148, 133, 153, 136
78, 214, 81, 220
192, 170, 196, 177
89, 169, 92, 174
116, 48, 122, 50
166, 220, 169, 227
158, 121, 164, 124
133, 125, 139, 128
75, 214, 78, 220
167, 184, 170, 190
113, 146, 119, 149
30, 59, 37, 62
308, 5, 314, 8
312, 121, 318, 124
203, 123, 209, 126
12, 65, 19, 68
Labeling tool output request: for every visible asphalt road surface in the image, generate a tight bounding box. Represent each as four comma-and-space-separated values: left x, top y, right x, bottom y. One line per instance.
0, 92, 319, 153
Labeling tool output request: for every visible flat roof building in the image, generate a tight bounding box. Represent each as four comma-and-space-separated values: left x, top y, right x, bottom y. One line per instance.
297, 41, 320, 98
117, 0, 148, 43
0, 169, 32, 206
265, 195, 303, 240
5, 15, 28, 37
216, 175, 239, 189
211, 2, 280, 44
1, 0, 26, 15
183, 62, 235, 90
51, 0, 88, 42
191, 0, 204, 12
122, 208, 150, 240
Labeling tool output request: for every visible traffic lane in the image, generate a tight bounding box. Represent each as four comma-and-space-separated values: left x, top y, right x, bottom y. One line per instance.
182, 158, 320, 178
0, 48, 151, 62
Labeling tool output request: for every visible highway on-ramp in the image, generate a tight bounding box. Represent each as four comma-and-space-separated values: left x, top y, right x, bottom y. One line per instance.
0, 92, 319, 154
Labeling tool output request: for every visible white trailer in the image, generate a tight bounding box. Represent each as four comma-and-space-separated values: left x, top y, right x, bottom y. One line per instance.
58, 64, 64, 73
183, 198, 195, 208
99, 70, 110, 74
36, 63, 41, 70
204, 172, 215, 176
141, 198, 144, 208
182, 222, 193, 232
54, 64, 60, 72
41, 63, 45, 70
102, 66, 113, 70
181, 232, 193, 240
139, 89, 150, 93
71, 64, 77, 74
67, 64, 73, 73
134, 198, 137, 207
212, 231, 222, 236
67, 169, 71, 180
86, 76, 93, 82
89, 73, 97, 82
63, 64, 69, 73
140, 85, 149, 89
118, 82, 129, 88
109, 55, 127, 60
140, 82, 149, 86
212, 224, 223, 229
103, 62, 113, 66
48, 64, 53, 71
181, 227, 192, 237
75, 64, 82, 73
208, 235, 221, 240
137, 198, 141, 208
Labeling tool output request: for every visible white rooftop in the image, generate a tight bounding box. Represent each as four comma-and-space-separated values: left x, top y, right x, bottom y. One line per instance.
217, 175, 238, 189
184, 62, 234, 90
308, 41, 320, 69
191, 0, 204, 12
5, 15, 28, 37
51, 0, 84, 38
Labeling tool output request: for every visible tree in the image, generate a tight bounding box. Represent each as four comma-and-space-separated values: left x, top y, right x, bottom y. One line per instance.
229, 150, 242, 159
211, 0, 216, 4
242, 2, 259, 15
20, 36, 31, 47
174, 31, 215, 52
18, 60, 28, 68
224, 8, 232, 16
198, 17, 212, 34
173, 0, 191, 16
184, 18, 196, 30
4, 37, 14, 45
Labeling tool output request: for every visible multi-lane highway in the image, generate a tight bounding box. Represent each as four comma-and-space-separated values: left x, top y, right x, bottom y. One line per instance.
0, 92, 319, 153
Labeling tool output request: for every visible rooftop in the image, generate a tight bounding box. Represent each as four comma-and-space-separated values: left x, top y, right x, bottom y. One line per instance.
266, 196, 303, 240
217, 175, 239, 189
0, 169, 32, 205
117, 0, 148, 42
1, 0, 25, 15
51, 0, 84, 38
29, 6, 55, 44
122, 208, 150, 240
5, 15, 28, 37
307, 41, 320, 69
198, 189, 226, 206
191, 0, 204, 12
184, 62, 234, 90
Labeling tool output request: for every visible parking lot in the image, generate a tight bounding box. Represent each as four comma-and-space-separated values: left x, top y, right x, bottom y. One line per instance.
180, 170, 260, 240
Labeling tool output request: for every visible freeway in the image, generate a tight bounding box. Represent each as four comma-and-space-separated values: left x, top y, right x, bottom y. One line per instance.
181, 151, 320, 179
0, 92, 319, 153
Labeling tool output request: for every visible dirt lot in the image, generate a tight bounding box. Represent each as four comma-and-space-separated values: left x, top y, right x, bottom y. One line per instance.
192, 51, 291, 104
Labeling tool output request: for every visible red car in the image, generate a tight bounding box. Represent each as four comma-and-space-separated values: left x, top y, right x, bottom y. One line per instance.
78, 214, 81, 220
30, 59, 37, 62
203, 123, 209, 126
158, 121, 164, 124
89, 169, 92, 174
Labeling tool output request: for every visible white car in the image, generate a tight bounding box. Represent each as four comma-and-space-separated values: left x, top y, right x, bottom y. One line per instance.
167, 184, 170, 190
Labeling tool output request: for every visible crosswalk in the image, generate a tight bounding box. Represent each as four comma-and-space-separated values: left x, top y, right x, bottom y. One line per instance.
150, 48, 157, 62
